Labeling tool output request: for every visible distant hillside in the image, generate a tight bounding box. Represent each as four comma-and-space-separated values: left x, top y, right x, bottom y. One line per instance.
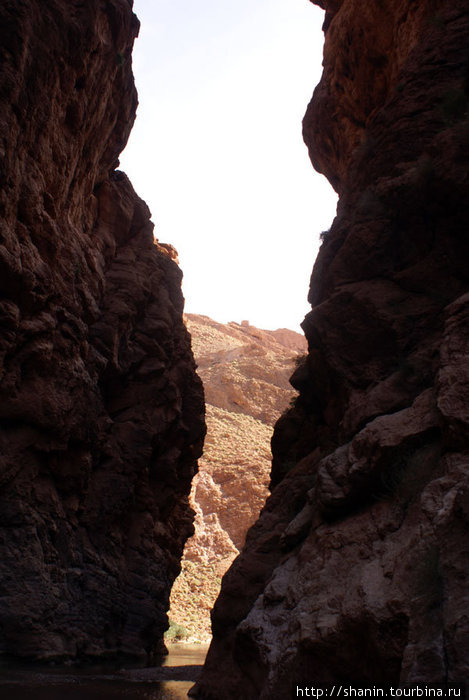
168, 315, 306, 641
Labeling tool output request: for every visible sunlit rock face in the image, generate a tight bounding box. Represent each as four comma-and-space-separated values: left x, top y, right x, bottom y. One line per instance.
0, 0, 205, 662
169, 315, 305, 640
193, 0, 469, 696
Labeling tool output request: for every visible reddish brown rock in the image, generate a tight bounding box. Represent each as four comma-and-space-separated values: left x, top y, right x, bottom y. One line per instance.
0, 0, 204, 662
169, 315, 305, 641
193, 0, 469, 696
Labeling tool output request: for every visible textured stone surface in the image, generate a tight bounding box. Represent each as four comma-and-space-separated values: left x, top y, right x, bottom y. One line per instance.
169, 315, 305, 640
0, 0, 205, 662
193, 0, 469, 696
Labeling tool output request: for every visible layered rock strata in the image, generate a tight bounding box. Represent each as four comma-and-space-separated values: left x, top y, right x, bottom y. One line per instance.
0, 0, 205, 662
169, 315, 305, 640
193, 0, 469, 696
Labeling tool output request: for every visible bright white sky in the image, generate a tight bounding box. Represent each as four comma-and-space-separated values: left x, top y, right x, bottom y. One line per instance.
120, 0, 337, 332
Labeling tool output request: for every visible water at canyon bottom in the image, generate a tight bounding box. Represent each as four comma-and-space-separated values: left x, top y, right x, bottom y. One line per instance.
0, 644, 208, 700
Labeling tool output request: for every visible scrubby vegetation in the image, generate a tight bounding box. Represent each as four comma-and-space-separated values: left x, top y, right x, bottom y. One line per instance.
164, 619, 191, 642
169, 560, 223, 642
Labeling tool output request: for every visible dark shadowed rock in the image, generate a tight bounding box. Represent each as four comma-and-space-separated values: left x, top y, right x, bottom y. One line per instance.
193, 0, 469, 696
0, 0, 205, 663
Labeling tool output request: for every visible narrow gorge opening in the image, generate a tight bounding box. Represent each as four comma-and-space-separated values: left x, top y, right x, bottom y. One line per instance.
119, 0, 338, 648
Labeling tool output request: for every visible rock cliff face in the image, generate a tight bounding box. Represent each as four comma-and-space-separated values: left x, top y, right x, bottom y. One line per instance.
0, 0, 205, 662
169, 315, 305, 640
193, 0, 469, 696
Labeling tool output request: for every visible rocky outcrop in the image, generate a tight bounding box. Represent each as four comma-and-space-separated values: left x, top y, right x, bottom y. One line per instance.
169, 315, 305, 640
0, 1, 205, 662
193, 0, 469, 696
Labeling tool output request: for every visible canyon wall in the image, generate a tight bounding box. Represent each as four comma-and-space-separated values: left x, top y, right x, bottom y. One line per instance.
193, 0, 469, 696
169, 315, 305, 640
0, 0, 205, 662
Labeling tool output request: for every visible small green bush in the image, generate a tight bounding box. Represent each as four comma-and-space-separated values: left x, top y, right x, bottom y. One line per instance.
164, 619, 191, 642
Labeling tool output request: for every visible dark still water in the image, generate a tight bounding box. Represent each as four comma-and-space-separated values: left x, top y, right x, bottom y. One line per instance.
0, 644, 208, 700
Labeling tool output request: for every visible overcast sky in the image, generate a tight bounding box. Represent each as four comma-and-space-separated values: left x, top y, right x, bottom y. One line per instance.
120, 0, 337, 332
